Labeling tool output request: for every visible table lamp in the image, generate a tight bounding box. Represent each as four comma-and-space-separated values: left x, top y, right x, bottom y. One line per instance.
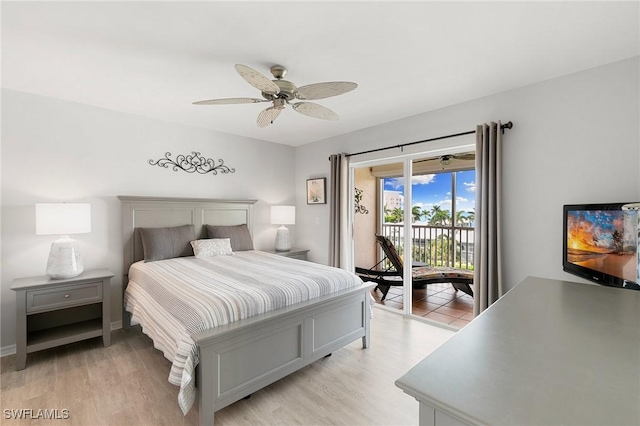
271, 206, 295, 251
36, 203, 91, 279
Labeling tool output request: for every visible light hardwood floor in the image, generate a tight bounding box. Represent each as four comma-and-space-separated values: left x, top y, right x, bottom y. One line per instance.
1, 308, 455, 426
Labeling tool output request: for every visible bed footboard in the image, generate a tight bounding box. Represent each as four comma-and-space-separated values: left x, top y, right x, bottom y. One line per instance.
194, 283, 374, 426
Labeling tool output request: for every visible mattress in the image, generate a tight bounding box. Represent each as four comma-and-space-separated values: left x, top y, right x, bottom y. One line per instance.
124, 250, 364, 414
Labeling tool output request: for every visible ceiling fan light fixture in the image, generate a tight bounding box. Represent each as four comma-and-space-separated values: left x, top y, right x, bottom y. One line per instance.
270, 65, 288, 80
440, 156, 453, 166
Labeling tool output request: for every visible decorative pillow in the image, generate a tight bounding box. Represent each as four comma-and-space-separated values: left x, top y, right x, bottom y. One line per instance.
190, 238, 233, 258
205, 224, 254, 251
139, 224, 195, 262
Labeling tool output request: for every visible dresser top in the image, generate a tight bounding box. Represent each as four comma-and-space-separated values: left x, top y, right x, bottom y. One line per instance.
395, 276, 640, 425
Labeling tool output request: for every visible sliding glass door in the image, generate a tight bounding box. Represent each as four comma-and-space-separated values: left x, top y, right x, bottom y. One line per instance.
352, 151, 476, 327
354, 159, 413, 314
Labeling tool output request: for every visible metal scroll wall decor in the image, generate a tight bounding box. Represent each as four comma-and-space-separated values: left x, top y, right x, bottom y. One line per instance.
355, 187, 369, 215
149, 151, 235, 176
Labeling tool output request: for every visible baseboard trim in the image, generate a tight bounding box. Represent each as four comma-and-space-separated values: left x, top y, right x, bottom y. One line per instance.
1, 320, 124, 358
1, 344, 16, 358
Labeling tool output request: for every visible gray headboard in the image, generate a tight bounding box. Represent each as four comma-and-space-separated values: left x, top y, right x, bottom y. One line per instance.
118, 196, 257, 327
119, 196, 257, 269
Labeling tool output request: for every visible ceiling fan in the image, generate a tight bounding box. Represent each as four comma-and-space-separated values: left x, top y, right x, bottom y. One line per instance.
415, 152, 475, 166
193, 64, 358, 127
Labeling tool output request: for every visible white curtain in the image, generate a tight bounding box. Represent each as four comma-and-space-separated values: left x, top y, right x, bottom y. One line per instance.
474, 122, 505, 316
328, 153, 350, 268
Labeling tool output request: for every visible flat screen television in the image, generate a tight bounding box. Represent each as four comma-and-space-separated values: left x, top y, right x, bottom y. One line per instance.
563, 202, 639, 290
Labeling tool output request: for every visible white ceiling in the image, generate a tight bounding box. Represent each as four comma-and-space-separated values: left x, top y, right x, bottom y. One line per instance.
2, 1, 638, 147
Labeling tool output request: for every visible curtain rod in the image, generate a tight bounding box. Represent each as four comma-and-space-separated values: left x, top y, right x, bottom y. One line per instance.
340, 121, 513, 159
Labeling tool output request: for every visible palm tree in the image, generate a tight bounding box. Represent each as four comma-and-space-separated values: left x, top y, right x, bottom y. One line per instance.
383, 204, 393, 223
465, 211, 475, 226
385, 207, 403, 223
428, 205, 451, 226
612, 230, 623, 253
421, 208, 430, 222
424, 205, 439, 223
411, 205, 423, 223
456, 210, 475, 227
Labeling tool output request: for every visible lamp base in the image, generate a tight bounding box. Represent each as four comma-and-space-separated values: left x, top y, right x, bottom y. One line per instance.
46, 236, 84, 279
275, 225, 291, 252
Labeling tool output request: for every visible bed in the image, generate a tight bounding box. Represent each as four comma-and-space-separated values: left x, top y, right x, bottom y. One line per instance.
119, 196, 374, 426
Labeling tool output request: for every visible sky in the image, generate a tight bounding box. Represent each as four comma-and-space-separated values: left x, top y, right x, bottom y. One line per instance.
384, 170, 476, 221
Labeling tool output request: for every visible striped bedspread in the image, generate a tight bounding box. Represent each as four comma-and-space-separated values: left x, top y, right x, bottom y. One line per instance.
124, 250, 364, 415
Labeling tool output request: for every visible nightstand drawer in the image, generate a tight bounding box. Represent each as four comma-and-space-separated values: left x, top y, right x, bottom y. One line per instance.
27, 282, 103, 313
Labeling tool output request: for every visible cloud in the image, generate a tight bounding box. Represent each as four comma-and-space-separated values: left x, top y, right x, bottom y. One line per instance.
385, 178, 404, 189
385, 174, 436, 190
463, 181, 476, 192
433, 197, 467, 207
413, 202, 434, 210
412, 174, 436, 185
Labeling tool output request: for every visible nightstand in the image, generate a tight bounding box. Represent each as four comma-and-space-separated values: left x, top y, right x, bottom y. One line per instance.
11, 269, 114, 370
266, 248, 310, 261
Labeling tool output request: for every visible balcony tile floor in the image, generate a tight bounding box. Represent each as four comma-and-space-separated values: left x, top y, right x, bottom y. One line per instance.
371, 283, 474, 329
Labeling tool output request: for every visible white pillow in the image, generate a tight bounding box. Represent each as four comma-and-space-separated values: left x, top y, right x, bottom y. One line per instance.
190, 238, 233, 258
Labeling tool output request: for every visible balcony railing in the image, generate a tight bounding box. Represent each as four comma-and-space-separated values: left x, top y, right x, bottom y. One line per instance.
382, 223, 475, 270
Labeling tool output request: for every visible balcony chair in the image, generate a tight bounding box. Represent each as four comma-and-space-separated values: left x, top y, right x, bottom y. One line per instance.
355, 235, 474, 301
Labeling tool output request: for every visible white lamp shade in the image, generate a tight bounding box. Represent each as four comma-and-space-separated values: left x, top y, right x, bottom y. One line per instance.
36, 203, 91, 235
271, 206, 296, 225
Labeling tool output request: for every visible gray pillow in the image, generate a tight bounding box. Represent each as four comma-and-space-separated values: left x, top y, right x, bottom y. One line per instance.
205, 224, 254, 251
139, 224, 196, 262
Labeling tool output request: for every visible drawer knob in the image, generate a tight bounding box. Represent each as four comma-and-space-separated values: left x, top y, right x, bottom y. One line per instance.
64, 294, 70, 298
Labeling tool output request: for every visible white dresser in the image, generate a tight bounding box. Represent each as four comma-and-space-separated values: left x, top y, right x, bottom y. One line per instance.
395, 276, 640, 425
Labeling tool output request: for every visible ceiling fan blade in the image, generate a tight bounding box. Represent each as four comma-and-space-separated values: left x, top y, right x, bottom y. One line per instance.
296, 82, 357, 100
292, 102, 339, 121
235, 64, 280, 96
257, 106, 282, 127
193, 98, 265, 105
413, 157, 440, 164
455, 153, 476, 160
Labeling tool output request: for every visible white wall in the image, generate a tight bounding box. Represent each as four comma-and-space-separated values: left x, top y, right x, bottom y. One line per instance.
3, 57, 639, 350
1, 89, 296, 349
296, 57, 640, 291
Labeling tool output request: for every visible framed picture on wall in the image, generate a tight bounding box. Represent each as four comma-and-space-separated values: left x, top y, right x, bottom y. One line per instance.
306, 178, 326, 204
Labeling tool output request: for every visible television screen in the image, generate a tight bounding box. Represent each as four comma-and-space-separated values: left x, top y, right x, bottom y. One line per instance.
563, 203, 639, 290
